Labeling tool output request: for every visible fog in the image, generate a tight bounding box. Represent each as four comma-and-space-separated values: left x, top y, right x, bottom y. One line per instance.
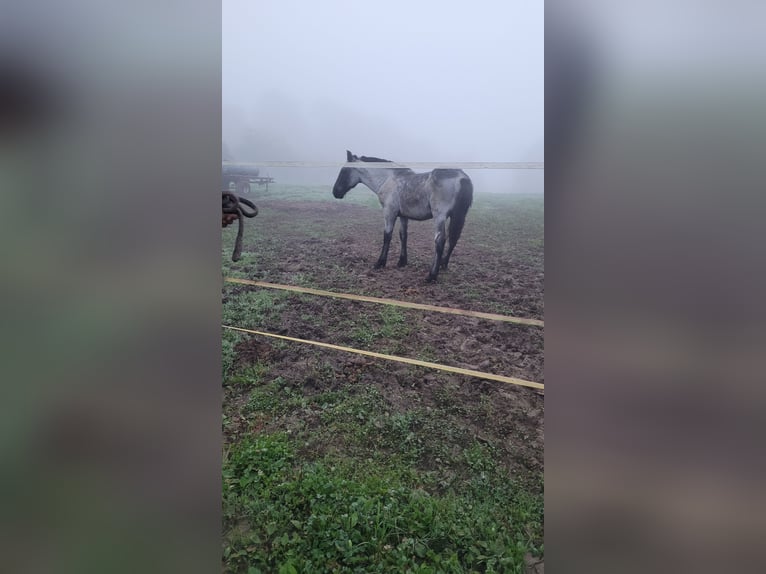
223, 1, 543, 192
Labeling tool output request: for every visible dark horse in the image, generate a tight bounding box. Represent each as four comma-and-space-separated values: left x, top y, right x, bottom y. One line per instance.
332, 151, 473, 283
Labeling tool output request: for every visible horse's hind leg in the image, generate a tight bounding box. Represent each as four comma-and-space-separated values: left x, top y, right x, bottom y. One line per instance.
426, 218, 447, 283
442, 177, 472, 270
374, 212, 396, 269
397, 216, 409, 267
442, 207, 468, 270
441, 217, 458, 270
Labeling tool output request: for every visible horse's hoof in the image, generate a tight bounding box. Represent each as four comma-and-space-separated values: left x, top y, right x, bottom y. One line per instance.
397, 259, 407, 268
373, 262, 386, 270
425, 274, 437, 283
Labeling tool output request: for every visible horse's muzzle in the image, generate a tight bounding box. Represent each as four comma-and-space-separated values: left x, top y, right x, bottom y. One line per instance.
332, 186, 345, 198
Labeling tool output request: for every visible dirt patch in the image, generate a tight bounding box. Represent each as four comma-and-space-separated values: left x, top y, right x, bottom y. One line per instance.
233, 338, 281, 369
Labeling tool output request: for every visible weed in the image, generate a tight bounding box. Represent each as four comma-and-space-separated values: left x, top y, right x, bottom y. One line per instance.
415, 344, 439, 362
227, 362, 270, 389
377, 306, 409, 339
222, 331, 241, 379
348, 317, 376, 348
341, 308, 411, 351
222, 289, 287, 330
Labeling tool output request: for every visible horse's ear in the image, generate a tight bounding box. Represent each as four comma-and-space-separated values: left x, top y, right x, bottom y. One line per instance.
346, 150, 356, 162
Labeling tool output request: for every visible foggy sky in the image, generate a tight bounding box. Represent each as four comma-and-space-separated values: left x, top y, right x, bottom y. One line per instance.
223, 1, 543, 191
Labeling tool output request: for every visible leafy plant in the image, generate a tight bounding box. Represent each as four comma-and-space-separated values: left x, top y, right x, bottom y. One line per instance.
223, 432, 543, 573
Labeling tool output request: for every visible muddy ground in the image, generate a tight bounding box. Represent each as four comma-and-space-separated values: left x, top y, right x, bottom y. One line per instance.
222, 188, 544, 481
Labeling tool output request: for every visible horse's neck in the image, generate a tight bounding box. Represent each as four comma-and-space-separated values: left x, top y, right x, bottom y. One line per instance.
357, 168, 395, 194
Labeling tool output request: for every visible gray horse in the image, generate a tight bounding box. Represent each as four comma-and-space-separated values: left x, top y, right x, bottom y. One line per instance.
332, 151, 473, 283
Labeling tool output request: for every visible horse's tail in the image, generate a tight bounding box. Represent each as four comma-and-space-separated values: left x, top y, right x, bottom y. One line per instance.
448, 176, 473, 248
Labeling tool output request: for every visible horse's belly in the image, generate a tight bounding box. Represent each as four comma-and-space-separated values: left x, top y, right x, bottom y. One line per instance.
405, 209, 432, 221
399, 196, 432, 220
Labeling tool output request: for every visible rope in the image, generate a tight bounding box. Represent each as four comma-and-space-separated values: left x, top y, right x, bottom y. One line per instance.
223, 325, 544, 391
222, 192, 258, 262
224, 278, 543, 327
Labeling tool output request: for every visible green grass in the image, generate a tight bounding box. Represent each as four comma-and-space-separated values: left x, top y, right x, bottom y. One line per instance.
223, 433, 543, 574
222, 381, 543, 573
340, 307, 411, 351
222, 330, 241, 379
415, 343, 440, 363
221, 285, 288, 379
378, 306, 409, 339
222, 289, 288, 329
229, 363, 271, 387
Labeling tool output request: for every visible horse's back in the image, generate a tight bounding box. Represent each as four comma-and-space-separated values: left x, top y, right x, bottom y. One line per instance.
431, 168, 466, 181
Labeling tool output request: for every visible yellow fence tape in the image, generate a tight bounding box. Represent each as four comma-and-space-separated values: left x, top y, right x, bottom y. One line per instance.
224, 278, 543, 327
223, 325, 544, 391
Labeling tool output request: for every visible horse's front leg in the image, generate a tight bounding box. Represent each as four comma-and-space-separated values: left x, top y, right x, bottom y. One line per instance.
426, 218, 447, 283
374, 213, 397, 269
397, 217, 409, 267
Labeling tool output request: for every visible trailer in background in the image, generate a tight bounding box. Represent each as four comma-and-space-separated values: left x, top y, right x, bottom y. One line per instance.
222, 164, 275, 194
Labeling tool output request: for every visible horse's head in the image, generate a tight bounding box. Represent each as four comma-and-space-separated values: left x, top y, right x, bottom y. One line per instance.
332, 150, 361, 198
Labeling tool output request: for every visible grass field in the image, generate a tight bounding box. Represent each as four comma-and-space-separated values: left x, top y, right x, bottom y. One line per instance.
222, 184, 544, 573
